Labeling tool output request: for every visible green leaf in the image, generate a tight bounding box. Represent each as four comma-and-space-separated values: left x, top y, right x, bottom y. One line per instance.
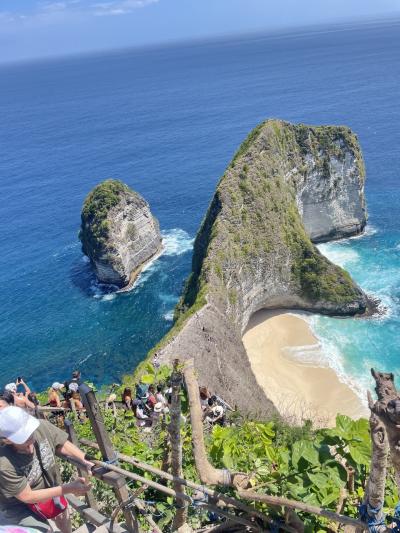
348, 441, 371, 466
307, 472, 329, 490
321, 487, 340, 507
140, 374, 155, 384
292, 440, 320, 469
335, 414, 354, 438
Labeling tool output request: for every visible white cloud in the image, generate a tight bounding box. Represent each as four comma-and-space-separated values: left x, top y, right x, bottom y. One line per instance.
93, 0, 159, 16
1, 0, 158, 23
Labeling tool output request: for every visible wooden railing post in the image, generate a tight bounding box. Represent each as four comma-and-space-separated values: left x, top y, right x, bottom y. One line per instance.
64, 419, 98, 511
78, 383, 139, 532
170, 359, 188, 531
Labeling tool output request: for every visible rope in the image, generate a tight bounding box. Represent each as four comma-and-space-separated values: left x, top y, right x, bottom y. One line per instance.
104, 454, 119, 465
359, 503, 387, 532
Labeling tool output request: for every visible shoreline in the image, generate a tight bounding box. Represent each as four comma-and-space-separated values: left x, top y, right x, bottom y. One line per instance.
242, 310, 369, 427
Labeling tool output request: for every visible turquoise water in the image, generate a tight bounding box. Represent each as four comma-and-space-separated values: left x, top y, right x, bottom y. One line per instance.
1, 20, 400, 392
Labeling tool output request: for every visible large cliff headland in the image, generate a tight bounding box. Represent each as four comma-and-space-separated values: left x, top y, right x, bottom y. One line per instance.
80, 180, 162, 288
151, 119, 374, 416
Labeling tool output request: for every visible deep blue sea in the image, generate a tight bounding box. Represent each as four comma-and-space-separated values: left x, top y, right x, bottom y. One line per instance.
1, 20, 400, 395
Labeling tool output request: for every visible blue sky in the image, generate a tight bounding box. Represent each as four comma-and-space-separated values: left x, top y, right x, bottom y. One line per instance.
1, 0, 400, 63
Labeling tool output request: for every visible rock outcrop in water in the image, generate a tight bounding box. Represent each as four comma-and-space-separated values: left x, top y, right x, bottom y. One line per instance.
80, 179, 162, 288
151, 120, 373, 415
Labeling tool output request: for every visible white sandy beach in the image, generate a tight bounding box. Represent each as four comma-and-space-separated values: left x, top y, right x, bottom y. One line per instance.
242, 310, 369, 427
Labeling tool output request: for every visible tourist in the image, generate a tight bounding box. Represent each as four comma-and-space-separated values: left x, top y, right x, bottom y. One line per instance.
199, 386, 210, 411
62, 370, 82, 402
105, 393, 117, 408
152, 353, 160, 369
4, 384, 35, 411
0, 406, 93, 533
155, 385, 168, 408
146, 385, 157, 409
0, 391, 14, 410
71, 370, 81, 386
63, 383, 83, 412
48, 383, 63, 409
133, 401, 151, 429
151, 402, 164, 423
205, 397, 225, 426
165, 381, 172, 405
135, 382, 149, 401
27, 392, 39, 408
121, 388, 133, 410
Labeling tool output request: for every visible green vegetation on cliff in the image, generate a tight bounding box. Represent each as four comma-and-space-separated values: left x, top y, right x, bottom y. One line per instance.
176, 119, 366, 323
65, 371, 397, 531
79, 179, 130, 259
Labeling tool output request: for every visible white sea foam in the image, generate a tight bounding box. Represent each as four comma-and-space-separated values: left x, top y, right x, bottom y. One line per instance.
102, 293, 116, 301
115, 228, 194, 293
53, 241, 80, 259
317, 244, 360, 268
283, 342, 328, 367
163, 310, 174, 321
161, 228, 194, 256
347, 224, 378, 240
77, 353, 93, 365
288, 312, 369, 405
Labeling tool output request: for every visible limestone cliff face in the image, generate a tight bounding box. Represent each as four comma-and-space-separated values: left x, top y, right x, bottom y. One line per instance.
154, 120, 372, 416
80, 180, 162, 288
294, 129, 367, 242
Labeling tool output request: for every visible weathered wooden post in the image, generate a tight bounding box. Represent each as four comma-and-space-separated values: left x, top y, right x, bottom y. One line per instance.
64, 419, 98, 511
78, 383, 139, 532
169, 359, 189, 532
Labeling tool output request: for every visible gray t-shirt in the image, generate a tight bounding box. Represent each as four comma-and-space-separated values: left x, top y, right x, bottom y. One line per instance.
0, 420, 68, 524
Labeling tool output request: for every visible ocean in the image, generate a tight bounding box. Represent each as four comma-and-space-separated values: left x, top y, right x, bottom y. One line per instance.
1, 20, 400, 394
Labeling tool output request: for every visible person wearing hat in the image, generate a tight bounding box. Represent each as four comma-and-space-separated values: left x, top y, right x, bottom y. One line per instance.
4, 384, 35, 411
205, 397, 225, 426
48, 383, 63, 409
65, 383, 83, 412
0, 406, 92, 532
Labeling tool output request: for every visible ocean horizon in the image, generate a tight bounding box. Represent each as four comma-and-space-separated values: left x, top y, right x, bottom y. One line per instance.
1, 18, 400, 395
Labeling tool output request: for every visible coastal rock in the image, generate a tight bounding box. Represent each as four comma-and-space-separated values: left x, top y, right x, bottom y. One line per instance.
80, 179, 162, 288
152, 120, 373, 415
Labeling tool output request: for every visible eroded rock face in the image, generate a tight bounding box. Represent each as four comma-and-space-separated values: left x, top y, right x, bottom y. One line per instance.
296, 142, 366, 243
80, 180, 162, 288
153, 120, 374, 415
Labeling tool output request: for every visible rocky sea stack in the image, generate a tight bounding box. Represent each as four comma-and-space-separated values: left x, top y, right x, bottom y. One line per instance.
153, 119, 373, 415
80, 179, 162, 288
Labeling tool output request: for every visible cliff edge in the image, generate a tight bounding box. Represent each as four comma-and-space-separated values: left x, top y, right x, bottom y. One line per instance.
153, 120, 372, 416
80, 180, 162, 288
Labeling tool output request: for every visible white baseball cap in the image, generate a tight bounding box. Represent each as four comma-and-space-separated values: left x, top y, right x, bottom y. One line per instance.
0, 406, 40, 444
154, 402, 163, 413
4, 383, 17, 393
51, 382, 63, 390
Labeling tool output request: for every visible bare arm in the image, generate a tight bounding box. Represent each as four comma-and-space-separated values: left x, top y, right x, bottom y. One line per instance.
20, 380, 31, 395
16, 478, 91, 504
57, 439, 93, 469
14, 395, 35, 410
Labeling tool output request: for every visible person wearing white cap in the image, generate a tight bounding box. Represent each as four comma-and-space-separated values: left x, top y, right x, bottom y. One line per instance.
3, 384, 35, 411
65, 383, 83, 412
0, 406, 92, 532
48, 383, 63, 409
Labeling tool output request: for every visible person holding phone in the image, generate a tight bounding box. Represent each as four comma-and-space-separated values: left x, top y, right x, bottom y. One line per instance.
4, 384, 35, 411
